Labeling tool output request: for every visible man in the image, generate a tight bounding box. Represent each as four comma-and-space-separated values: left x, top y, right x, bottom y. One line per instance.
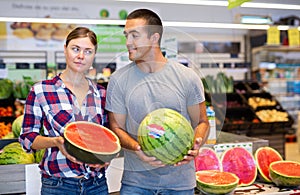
105, 8, 209, 195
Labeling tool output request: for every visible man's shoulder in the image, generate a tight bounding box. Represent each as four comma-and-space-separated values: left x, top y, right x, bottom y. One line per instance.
110, 62, 135, 78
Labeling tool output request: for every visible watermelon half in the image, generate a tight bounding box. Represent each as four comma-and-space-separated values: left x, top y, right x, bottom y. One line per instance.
196, 170, 239, 195
221, 147, 257, 187
138, 108, 194, 165
195, 147, 221, 171
269, 161, 300, 187
255, 146, 283, 183
64, 121, 121, 164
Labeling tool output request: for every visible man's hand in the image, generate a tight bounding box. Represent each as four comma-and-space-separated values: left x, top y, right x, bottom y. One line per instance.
174, 137, 202, 166
135, 145, 165, 167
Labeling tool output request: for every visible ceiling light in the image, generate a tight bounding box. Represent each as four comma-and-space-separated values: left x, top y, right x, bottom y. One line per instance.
163, 21, 270, 30
0, 17, 291, 31
116, 0, 227, 6
116, 0, 300, 10
241, 2, 300, 10
0, 17, 126, 25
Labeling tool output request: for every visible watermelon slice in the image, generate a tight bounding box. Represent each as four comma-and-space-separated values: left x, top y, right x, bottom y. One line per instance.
255, 146, 283, 183
269, 161, 300, 187
196, 170, 239, 195
221, 147, 257, 187
195, 147, 221, 171
64, 121, 121, 164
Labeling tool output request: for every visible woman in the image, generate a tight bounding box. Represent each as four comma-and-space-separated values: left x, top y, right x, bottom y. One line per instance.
19, 27, 110, 195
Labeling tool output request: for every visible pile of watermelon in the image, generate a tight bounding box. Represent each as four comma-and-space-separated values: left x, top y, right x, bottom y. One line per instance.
195, 146, 300, 194
0, 142, 35, 165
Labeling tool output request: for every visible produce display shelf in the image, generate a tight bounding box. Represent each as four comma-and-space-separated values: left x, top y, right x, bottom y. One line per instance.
0, 132, 269, 195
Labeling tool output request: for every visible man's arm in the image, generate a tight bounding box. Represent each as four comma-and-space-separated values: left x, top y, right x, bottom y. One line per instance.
188, 101, 210, 147
175, 101, 209, 166
108, 111, 139, 151
108, 111, 165, 167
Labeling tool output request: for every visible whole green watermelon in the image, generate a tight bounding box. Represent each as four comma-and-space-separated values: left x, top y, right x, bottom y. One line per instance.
12, 115, 24, 138
0, 142, 35, 165
138, 108, 194, 165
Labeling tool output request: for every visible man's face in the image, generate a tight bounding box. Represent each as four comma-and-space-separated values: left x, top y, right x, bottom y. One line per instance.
123, 18, 153, 62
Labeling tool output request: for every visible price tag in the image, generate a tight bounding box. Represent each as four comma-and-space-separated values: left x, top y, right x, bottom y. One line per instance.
213, 142, 253, 157
57, 63, 66, 70
34, 63, 47, 69
0, 68, 8, 78
16, 63, 30, 69
288, 28, 300, 47
0, 63, 6, 69
267, 26, 280, 45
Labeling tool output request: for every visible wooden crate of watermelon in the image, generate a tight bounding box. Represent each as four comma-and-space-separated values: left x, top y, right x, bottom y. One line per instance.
0, 116, 43, 194
195, 146, 300, 195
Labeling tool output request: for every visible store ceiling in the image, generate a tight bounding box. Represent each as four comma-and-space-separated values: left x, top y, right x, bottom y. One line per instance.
0, 0, 299, 35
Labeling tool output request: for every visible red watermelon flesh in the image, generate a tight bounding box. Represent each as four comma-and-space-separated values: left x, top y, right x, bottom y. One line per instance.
269, 161, 300, 187
271, 161, 300, 177
196, 170, 239, 195
221, 147, 257, 186
195, 147, 221, 171
255, 147, 283, 183
65, 122, 119, 154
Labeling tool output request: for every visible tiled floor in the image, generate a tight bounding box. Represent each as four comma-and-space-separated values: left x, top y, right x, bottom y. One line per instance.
285, 141, 300, 162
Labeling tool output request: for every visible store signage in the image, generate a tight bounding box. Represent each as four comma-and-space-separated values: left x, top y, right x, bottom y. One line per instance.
0, 63, 6, 69
162, 37, 178, 60
34, 62, 47, 69
16, 63, 30, 69
228, 0, 251, 9
92, 26, 127, 53
288, 28, 300, 47
267, 26, 280, 45
213, 142, 253, 157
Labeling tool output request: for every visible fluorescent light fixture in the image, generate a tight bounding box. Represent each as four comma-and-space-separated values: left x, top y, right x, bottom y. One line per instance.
116, 0, 227, 6
0, 17, 126, 25
240, 15, 272, 24
241, 2, 300, 10
116, 0, 300, 10
164, 21, 270, 30
0, 17, 291, 30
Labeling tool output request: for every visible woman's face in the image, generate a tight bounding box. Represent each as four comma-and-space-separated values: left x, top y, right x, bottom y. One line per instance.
64, 37, 96, 73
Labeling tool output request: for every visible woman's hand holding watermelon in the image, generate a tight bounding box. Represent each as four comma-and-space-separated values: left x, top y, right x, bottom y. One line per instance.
57, 137, 110, 168
54, 136, 83, 165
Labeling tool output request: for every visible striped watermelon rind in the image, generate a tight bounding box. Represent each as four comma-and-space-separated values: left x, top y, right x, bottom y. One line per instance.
0, 142, 35, 165
221, 147, 257, 187
138, 108, 194, 165
196, 170, 239, 195
269, 161, 300, 187
254, 146, 283, 183
64, 121, 121, 164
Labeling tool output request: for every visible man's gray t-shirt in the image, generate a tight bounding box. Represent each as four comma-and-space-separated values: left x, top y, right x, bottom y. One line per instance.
105, 60, 205, 190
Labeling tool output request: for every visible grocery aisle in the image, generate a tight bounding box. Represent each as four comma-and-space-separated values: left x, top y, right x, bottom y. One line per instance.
285, 141, 300, 162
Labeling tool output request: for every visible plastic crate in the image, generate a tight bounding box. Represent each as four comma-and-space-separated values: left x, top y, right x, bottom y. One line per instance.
217, 107, 259, 132
242, 92, 283, 111
207, 92, 247, 109
254, 107, 294, 129
234, 82, 251, 94
246, 81, 265, 93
